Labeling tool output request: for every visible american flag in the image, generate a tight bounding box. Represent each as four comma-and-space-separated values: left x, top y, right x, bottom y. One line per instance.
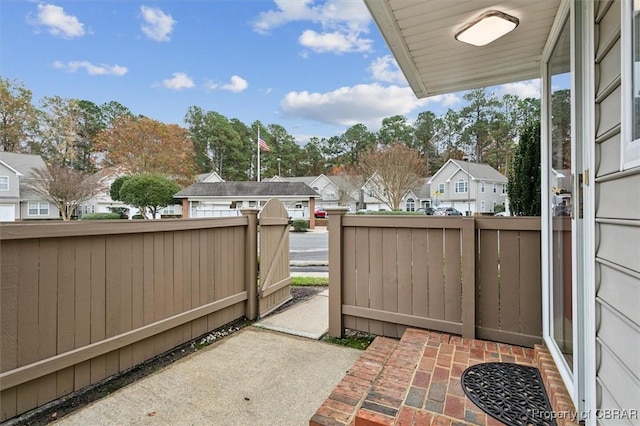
258, 137, 270, 152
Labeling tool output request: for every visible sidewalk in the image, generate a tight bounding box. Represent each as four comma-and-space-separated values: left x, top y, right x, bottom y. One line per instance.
52, 290, 348, 426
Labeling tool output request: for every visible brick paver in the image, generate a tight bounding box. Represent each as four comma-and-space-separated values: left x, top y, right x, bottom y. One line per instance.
310, 329, 578, 426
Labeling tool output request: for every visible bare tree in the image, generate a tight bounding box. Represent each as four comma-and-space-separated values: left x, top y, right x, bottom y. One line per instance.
26, 165, 103, 220
356, 142, 425, 210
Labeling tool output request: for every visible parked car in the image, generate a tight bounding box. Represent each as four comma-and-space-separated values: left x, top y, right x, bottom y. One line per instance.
417, 207, 436, 215
493, 211, 508, 216
314, 210, 327, 218
433, 207, 463, 216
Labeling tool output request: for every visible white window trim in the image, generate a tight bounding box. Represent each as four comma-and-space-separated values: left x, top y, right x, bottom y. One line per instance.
438, 183, 445, 194
28, 202, 50, 216
455, 179, 468, 193
492, 183, 497, 193
622, 0, 640, 169
405, 197, 415, 211
480, 181, 485, 192
0, 176, 8, 191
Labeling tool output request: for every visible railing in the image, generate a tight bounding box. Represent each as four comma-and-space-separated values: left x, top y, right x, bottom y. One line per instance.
0, 213, 259, 421
327, 209, 542, 348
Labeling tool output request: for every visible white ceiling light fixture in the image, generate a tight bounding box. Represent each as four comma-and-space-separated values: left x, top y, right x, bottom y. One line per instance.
455, 10, 519, 46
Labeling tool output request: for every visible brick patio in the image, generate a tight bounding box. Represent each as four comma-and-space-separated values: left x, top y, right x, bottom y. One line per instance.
310, 328, 579, 426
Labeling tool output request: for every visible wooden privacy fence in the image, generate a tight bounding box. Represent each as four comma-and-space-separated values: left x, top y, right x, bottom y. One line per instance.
0, 211, 261, 421
327, 209, 542, 348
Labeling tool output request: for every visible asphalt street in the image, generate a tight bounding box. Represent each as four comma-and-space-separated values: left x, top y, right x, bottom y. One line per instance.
289, 229, 328, 264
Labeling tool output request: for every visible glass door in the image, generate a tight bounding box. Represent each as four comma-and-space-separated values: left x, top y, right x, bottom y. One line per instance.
548, 15, 573, 370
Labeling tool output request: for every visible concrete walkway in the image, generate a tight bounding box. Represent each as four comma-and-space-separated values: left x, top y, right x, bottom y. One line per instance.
255, 289, 329, 339
54, 290, 354, 426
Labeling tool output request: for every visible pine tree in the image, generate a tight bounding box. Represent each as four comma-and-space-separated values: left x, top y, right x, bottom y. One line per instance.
508, 120, 541, 216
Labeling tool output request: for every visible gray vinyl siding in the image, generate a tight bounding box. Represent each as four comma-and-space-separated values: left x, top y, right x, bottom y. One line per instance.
594, 1, 640, 422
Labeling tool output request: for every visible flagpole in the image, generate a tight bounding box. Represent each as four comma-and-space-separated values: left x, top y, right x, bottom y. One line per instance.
257, 128, 261, 182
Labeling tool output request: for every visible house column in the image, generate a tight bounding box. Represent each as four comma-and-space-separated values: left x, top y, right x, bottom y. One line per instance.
182, 199, 189, 219
309, 197, 316, 229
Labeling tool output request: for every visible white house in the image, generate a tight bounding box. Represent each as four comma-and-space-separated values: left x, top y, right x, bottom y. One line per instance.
174, 181, 319, 222
0, 152, 61, 221
365, 0, 640, 422
81, 167, 183, 219
428, 159, 508, 215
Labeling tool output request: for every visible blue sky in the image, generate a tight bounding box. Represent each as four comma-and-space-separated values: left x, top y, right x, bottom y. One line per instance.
2, 0, 541, 144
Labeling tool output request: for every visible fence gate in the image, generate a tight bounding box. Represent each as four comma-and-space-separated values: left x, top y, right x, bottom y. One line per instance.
258, 198, 292, 317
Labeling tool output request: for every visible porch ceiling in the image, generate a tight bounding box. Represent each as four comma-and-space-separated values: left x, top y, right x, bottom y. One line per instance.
364, 0, 561, 97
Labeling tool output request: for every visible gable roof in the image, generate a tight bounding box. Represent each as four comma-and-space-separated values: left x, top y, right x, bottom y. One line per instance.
429, 159, 507, 183
0, 152, 46, 176
174, 182, 319, 198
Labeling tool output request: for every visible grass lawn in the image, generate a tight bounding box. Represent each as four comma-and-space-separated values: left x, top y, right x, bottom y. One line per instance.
291, 276, 328, 286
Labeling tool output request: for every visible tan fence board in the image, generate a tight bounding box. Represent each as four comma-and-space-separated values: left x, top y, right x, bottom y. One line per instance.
397, 228, 413, 321
38, 240, 58, 361
477, 230, 499, 330
519, 231, 543, 338
16, 381, 38, 417
18, 240, 39, 367
131, 236, 145, 331
1, 387, 17, 420
74, 237, 92, 348
368, 227, 384, 336
58, 239, 76, 356
411, 229, 429, 319
1, 242, 19, 372
427, 229, 445, 321
499, 231, 522, 334
355, 227, 371, 332
382, 228, 399, 336
37, 369, 57, 408
444, 229, 462, 323
342, 226, 357, 330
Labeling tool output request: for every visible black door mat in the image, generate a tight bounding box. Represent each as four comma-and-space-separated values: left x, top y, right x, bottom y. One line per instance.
461, 362, 557, 426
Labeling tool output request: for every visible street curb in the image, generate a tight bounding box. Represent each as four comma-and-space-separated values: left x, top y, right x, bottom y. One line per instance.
290, 261, 328, 267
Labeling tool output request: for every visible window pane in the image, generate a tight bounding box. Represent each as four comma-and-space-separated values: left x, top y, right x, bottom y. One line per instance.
0, 177, 8, 190
549, 15, 573, 370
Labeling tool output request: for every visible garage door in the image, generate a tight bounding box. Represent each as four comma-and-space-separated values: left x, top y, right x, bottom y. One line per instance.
0, 204, 16, 222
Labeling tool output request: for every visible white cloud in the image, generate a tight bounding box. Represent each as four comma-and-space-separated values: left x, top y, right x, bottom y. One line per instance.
299, 30, 372, 54
162, 72, 194, 90
497, 79, 541, 99
426, 93, 462, 108
253, 0, 372, 55
280, 83, 429, 129
30, 4, 85, 39
140, 6, 176, 42
205, 76, 249, 93
369, 55, 406, 84
53, 60, 128, 76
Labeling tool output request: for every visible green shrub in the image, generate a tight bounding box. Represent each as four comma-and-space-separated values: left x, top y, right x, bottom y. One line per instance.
292, 219, 309, 232
81, 213, 121, 220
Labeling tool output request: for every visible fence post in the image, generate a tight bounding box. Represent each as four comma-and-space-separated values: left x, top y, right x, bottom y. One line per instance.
326, 207, 349, 337
461, 217, 476, 338
241, 208, 259, 320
